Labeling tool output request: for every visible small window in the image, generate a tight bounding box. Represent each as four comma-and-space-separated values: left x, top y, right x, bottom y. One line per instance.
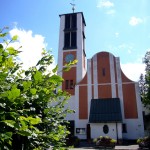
71, 32, 76, 47
71, 14, 77, 28
103, 125, 109, 134
122, 123, 127, 133
102, 68, 105, 76
65, 80, 69, 89
64, 32, 70, 48
65, 15, 71, 29
70, 80, 74, 89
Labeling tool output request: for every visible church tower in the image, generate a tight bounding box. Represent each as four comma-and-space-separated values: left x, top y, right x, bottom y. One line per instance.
57, 11, 87, 138
57, 12, 86, 95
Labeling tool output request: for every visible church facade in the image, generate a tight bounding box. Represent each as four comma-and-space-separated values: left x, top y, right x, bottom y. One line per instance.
57, 12, 144, 140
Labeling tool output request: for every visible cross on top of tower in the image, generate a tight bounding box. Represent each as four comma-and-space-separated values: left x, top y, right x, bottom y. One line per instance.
70, 0, 75, 13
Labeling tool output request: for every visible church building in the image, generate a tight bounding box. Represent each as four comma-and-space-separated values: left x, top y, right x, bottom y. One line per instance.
57, 11, 144, 141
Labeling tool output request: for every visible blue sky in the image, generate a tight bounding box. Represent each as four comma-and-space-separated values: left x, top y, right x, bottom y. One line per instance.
1, 0, 150, 81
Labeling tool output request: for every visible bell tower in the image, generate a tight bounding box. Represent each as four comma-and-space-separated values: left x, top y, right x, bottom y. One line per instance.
58, 12, 86, 95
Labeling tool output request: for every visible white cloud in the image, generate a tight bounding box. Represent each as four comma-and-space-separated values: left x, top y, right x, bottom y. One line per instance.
129, 16, 143, 26
12, 22, 18, 27
118, 43, 126, 49
115, 32, 119, 38
127, 49, 132, 54
97, 0, 114, 8
9, 28, 55, 71
106, 9, 115, 15
118, 43, 134, 54
121, 63, 145, 81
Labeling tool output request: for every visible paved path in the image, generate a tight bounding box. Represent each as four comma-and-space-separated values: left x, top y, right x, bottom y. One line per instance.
70, 144, 139, 150
48, 144, 140, 150
115, 144, 139, 149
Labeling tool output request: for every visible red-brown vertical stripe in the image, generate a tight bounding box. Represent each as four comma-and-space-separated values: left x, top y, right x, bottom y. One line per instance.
97, 52, 111, 84
98, 85, 112, 98
122, 83, 138, 118
79, 86, 88, 119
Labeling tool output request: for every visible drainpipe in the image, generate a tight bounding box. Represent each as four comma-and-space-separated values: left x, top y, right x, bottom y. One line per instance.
116, 122, 118, 143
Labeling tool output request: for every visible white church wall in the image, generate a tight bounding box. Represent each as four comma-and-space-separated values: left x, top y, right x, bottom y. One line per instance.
135, 83, 145, 137
75, 120, 88, 139
90, 123, 122, 140
93, 54, 98, 99
57, 15, 64, 76
109, 53, 117, 98
115, 57, 125, 121
87, 59, 92, 119
65, 96, 76, 120
117, 123, 123, 139
123, 119, 144, 139
74, 84, 88, 139
76, 13, 84, 83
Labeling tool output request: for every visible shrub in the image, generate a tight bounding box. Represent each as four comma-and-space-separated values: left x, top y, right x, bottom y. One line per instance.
137, 136, 150, 149
93, 136, 116, 148
66, 135, 80, 147
0, 27, 74, 149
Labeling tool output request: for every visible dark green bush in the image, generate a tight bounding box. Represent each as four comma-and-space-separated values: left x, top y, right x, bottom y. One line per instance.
137, 136, 150, 149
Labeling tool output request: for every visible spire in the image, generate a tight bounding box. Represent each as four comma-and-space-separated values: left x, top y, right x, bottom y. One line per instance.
70, 1, 75, 13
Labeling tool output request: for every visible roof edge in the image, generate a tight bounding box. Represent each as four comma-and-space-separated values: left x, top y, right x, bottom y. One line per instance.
59, 12, 86, 26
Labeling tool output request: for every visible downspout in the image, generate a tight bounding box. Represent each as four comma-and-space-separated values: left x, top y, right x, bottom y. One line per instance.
116, 122, 118, 143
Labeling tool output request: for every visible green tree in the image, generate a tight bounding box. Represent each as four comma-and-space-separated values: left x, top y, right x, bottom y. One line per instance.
139, 51, 150, 110
0, 27, 73, 150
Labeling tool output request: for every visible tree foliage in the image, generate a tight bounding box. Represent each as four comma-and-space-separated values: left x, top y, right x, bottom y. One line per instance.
139, 51, 150, 110
0, 27, 72, 150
